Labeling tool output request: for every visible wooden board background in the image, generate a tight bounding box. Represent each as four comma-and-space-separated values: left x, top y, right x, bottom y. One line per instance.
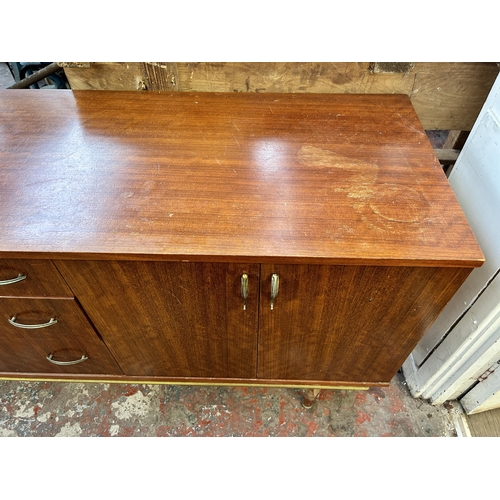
63, 62, 499, 131
466, 408, 500, 437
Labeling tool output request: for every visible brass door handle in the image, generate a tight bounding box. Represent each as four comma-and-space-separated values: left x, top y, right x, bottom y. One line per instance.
0, 273, 26, 286
241, 273, 249, 310
46, 353, 89, 366
8, 316, 57, 329
270, 273, 279, 310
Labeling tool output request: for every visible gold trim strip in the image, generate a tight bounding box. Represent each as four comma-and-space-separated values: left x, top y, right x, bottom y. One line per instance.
0, 377, 369, 391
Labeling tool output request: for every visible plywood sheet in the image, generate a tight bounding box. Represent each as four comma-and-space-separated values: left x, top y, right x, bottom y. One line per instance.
410, 62, 499, 130
176, 62, 415, 94
63, 62, 148, 91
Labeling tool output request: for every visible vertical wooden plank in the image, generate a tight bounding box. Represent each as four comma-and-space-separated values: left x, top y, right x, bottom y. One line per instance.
443, 130, 469, 149
142, 62, 179, 91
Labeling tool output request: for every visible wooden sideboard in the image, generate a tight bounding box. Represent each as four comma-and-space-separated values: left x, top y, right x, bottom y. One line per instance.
0, 90, 483, 396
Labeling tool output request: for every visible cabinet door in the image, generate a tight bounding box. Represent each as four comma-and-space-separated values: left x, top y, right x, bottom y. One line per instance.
55, 261, 259, 378
258, 264, 470, 384
0, 298, 123, 374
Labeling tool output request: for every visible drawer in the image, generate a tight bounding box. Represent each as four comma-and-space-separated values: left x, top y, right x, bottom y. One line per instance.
0, 297, 123, 375
0, 259, 73, 298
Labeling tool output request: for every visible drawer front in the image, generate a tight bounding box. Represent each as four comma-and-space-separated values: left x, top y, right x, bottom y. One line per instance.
0, 260, 73, 298
0, 297, 123, 375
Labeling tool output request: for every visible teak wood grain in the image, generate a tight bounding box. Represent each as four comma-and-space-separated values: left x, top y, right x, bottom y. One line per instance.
0, 90, 483, 267
0, 89, 485, 389
258, 264, 471, 383
0, 259, 73, 298
0, 297, 123, 374
54, 261, 259, 378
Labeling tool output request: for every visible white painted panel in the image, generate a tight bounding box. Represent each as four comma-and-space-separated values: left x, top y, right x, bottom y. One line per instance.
462, 111, 500, 198
404, 271, 500, 402
461, 364, 500, 414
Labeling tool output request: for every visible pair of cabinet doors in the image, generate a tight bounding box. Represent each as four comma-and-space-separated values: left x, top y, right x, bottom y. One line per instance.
55, 260, 469, 386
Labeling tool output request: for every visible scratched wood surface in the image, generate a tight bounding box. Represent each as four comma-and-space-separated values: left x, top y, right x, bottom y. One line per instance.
62, 62, 500, 131
0, 90, 483, 267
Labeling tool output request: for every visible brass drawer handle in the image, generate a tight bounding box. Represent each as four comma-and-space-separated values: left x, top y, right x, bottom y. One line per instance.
46, 353, 89, 366
8, 316, 57, 329
0, 273, 27, 286
241, 273, 249, 310
270, 273, 279, 310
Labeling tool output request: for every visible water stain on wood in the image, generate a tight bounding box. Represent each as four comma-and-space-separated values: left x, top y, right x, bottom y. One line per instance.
297, 145, 430, 236
369, 184, 430, 223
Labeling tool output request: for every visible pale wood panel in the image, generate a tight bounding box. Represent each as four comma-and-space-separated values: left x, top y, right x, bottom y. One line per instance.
466, 408, 500, 437
63, 62, 148, 90
410, 62, 499, 130
176, 62, 415, 94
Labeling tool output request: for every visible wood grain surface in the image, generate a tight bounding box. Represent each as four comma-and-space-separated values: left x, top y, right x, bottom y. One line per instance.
0, 259, 73, 298
258, 264, 472, 383
467, 408, 500, 437
55, 260, 259, 378
0, 297, 123, 374
0, 90, 483, 267
63, 62, 500, 131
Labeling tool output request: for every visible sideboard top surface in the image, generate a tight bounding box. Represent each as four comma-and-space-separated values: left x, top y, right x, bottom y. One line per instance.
0, 90, 483, 267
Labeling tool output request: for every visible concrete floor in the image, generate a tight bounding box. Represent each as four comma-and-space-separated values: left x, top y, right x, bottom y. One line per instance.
0, 372, 465, 437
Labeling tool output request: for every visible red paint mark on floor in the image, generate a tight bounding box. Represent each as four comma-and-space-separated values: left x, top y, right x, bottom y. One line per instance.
355, 392, 367, 404
124, 386, 139, 397
355, 411, 371, 425
306, 421, 319, 436
159, 403, 167, 416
